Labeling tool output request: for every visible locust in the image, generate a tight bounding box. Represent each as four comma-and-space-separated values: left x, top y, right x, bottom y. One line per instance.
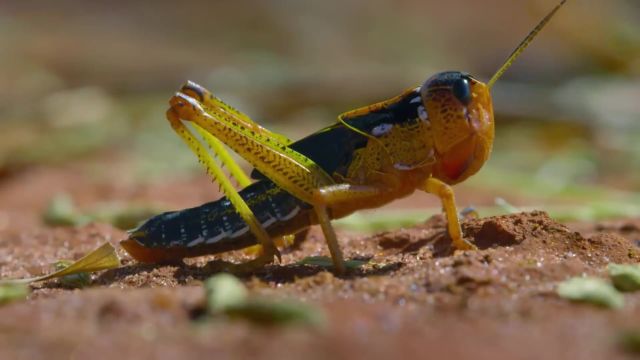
121, 1, 567, 274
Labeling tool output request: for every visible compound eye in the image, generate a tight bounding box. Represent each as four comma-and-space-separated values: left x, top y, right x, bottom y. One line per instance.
452, 77, 472, 105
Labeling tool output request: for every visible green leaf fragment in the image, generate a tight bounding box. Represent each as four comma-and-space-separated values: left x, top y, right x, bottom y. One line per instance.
494, 197, 520, 214
296, 256, 368, 269
619, 330, 640, 354
204, 273, 325, 327
100, 206, 160, 230
86, 203, 162, 230
0, 283, 29, 305
557, 277, 624, 309
205, 273, 248, 313
42, 194, 91, 226
608, 263, 640, 292
43, 193, 162, 230
335, 211, 424, 232
225, 298, 326, 327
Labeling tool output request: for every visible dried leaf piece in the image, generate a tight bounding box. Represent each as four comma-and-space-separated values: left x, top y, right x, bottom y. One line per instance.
557, 277, 624, 309
608, 264, 640, 292
54, 260, 92, 288
0, 242, 120, 285
297, 256, 367, 269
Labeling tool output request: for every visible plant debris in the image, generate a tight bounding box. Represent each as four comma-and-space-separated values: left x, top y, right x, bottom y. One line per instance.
204, 273, 248, 313
296, 256, 368, 270
204, 273, 325, 327
618, 330, 640, 354
43, 193, 161, 230
0, 283, 29, 305
1, 242, 120, 285
608, 263, 640, 292
556, 277, 624, 309
224, 298, 326, 327
54, 260, 92, 288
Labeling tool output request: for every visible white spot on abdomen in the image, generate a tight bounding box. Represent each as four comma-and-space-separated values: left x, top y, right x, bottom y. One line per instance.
205, 231, 227, 244
187, 236, 205, 247
279, 206, 300, 221
230, 226, 249, 238
261, 216, 277, 228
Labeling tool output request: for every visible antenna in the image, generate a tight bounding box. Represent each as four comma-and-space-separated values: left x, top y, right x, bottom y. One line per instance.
487, 0, 567, 89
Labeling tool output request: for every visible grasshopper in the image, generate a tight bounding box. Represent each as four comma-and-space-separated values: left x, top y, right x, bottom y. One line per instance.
122, 1, 567, 274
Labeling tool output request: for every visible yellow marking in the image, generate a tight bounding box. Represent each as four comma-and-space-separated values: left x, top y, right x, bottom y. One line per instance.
338, 87, 417, 119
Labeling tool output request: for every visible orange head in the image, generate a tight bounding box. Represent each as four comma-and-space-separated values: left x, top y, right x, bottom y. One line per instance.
418, 0, 566, 184
420, 71, 494, 184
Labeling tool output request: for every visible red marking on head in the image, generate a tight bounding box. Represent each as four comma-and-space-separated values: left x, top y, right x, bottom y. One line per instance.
438, 135, 477, 181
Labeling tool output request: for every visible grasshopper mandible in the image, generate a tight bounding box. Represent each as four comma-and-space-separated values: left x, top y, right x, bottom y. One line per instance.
122, 1, 567, 274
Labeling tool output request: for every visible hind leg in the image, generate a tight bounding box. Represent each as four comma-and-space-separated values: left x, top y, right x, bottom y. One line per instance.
166, 108, 280, 272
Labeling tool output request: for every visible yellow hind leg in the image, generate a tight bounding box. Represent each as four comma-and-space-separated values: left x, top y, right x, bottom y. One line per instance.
179, 81, 293, 146
167, 108, 279, 272
180, 83, 301, 259
170, 83, 366, 275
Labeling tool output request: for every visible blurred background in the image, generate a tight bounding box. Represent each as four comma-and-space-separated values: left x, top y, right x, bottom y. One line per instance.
0, 0, 639, 233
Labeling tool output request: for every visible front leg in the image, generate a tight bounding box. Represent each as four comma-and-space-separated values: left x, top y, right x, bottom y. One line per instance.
422, 177, 477, 251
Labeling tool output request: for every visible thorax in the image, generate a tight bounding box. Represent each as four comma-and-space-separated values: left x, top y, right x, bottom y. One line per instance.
345, 118, 435, 185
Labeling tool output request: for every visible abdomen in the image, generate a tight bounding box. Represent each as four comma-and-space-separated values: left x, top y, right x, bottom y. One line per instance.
121, 180, 312, 263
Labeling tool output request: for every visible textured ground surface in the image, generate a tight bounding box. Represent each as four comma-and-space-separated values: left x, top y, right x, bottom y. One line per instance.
1, 164, 640, 360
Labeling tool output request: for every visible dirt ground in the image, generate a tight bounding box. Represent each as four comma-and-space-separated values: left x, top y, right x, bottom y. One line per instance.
1, 163, 640, 360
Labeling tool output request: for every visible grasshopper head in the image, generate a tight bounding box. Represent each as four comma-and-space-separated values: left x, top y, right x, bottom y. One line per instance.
417, 1, 566, 184
420, 71, 494, 184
